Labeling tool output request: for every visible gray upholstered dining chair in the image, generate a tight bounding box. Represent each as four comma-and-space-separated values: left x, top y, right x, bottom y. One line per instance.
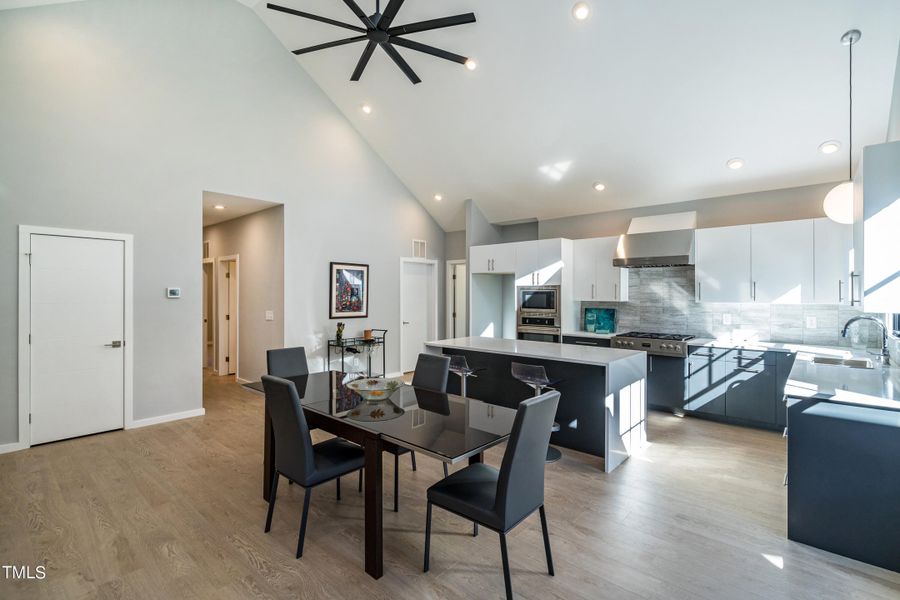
266, 346, 309, 378
423, 390, 560, 600
383, 353, 452, 511
262, 375, 366, 559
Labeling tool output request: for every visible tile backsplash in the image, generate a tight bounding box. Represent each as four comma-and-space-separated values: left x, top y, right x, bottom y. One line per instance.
581, 266, 885, 348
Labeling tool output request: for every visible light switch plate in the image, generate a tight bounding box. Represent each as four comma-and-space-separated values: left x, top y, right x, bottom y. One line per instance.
265, 310, 274, 321
166, 287, 181, 299
722, 313, 733, 325
806, 316, 817, 329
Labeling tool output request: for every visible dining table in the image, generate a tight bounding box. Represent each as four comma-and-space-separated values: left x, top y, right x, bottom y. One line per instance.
244, 371, 519, 580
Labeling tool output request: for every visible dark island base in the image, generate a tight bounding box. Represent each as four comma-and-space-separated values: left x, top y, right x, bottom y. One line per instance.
441, 349, 607, 458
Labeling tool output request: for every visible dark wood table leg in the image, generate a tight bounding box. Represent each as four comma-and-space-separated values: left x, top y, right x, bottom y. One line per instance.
364, 434, 384, 579
469, 452, 484, 465
263, 412, 275, 501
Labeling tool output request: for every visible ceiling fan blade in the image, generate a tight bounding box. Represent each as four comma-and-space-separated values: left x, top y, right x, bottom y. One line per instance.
292, 35, 367, 55
388, 13, 475, 36
381, 43, 421, 84
350, 41, 378, 81
378, 0, 406, 29
341, 0, 376, 29
267, 3, 366, 33
389, 36, 467, 66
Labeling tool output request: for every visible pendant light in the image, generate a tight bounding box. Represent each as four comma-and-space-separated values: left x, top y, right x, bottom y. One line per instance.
823, 29, 861, 225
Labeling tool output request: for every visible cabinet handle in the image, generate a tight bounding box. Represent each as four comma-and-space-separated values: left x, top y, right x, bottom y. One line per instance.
697, 280, 702, 301
591, 283, 595, 299
850, 272, 859, 305
693, 352, 715, 358
574, 341, 596, 346
614, 283, 618, 300
649, 355, 653, 372
735, 367, 761, 373
838, 279, 843, 303
752, 281, 757, 301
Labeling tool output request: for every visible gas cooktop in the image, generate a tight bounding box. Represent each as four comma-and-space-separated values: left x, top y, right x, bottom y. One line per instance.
612, 332, 696, 357
617, 332, 696, 342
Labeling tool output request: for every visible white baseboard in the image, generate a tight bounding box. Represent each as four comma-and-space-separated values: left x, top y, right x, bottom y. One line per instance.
128, 407, 206, 429
0, 442, 27, 455
236, 377, 252, 384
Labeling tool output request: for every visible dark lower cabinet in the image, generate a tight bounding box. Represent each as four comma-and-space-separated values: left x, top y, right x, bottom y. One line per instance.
685, 354, 726, 416
724, 359, 776, 423
561, 335, 611, 348
647, 355, 686, 413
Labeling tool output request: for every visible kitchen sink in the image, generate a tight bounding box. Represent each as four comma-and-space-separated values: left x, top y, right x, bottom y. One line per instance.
811, 356, 874, 369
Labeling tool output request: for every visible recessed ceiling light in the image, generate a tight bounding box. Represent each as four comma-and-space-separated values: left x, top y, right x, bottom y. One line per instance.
464, 58, 477, 71
361, 104, 372, 114
214, 204, 225, 210
818, 140, 841, 154
726, 158, 745, 170
592, 182, 606, 192
572, 2, 591, 21
433, 194, 443, 201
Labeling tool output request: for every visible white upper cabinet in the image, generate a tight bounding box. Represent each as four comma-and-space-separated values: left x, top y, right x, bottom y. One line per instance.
470, 242, 518, 274
695, 225, 752, 303
751, 220, 814, 304
572, 236, 628, 301
813, 217, 853, 304
516, 239, 564, 286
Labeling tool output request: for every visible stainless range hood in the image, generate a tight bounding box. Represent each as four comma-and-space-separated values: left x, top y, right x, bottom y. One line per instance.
612, 213, 696, 268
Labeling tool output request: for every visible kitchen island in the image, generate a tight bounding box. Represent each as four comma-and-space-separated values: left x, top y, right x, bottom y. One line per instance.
784, 348, 900, 573
425, 337, 647, 472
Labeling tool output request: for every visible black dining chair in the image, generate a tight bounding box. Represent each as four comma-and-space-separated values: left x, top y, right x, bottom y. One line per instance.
423, 390, 560, 600
266, 346, 309, 378
382, 353, 452, 511
262, 375, 366, 559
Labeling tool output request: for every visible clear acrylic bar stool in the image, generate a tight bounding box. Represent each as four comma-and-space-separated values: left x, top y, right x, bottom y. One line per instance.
510, 362, 562, 463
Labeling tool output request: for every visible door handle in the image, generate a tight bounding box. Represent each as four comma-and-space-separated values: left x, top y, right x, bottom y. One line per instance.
402, 321, 410, 325
105, 340, 123, 348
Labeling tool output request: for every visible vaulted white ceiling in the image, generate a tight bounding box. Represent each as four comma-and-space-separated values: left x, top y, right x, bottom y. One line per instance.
253, 0, 900, 231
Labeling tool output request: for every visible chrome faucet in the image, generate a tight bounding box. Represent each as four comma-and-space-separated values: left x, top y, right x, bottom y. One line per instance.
841, 315, 891, 365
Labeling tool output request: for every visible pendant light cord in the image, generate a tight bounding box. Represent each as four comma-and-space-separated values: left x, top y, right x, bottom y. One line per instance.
848, 39, 853, 182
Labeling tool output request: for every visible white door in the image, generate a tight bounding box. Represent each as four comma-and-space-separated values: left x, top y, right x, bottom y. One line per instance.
751, 220, 814, 304
452, 263, 467, 337
226, 261, 238, 375
695, 225, 753, 302
813, 218, 853, 304
29, 234, 125, 445
401, 261, 436, 372
202, 266, 209, 367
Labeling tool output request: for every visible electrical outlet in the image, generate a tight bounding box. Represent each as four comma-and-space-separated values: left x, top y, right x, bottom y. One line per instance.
722, 313, 733, 325
805, 316, 817, 329
265, 310, 274, 321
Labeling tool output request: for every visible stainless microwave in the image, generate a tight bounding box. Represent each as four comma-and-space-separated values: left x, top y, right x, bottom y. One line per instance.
518, 286, 560, 315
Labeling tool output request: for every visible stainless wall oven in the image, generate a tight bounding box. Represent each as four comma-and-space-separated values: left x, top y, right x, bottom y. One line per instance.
517, 286, 561, 343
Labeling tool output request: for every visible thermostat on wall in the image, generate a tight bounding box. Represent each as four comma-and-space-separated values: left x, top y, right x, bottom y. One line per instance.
166, 287, 182, 299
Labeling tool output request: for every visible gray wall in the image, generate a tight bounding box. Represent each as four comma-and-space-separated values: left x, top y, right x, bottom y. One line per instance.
888, 40, 900, 142
580, 267, 882, 347
464, 199, 503, 248
203, 205, 285, 383
445, 230, 466, 261
497, 221, 539, 243
0, 0, 444, 444
539, 182, 838, 240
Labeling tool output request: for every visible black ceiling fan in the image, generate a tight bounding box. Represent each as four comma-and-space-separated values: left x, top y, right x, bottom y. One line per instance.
266, 1, 476, 84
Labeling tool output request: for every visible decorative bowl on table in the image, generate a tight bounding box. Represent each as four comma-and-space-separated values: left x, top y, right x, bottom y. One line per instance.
344, 377, 404, 404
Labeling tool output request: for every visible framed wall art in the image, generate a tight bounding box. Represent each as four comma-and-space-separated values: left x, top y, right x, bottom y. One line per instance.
330, 262, 369, 319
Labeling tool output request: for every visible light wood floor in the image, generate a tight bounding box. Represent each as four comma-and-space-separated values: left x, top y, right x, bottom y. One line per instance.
2, 372, 899, 600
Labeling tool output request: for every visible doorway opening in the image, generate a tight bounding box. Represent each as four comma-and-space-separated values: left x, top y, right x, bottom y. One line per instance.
202, 191, 284, 384
400, 258, 439, 374
446, 260, 467, 338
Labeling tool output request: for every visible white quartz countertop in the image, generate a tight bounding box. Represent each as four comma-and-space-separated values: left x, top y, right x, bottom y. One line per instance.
784, 346, 900, 410
425, 337, 643, 367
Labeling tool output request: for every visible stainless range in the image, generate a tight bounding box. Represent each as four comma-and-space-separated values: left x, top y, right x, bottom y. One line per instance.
611, 331, 695, 358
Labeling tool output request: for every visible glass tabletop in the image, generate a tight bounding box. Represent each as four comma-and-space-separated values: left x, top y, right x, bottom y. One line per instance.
246, 371, 517, 463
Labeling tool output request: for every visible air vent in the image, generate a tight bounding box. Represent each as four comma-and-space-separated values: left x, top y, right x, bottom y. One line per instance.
412, 239, 427, 258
